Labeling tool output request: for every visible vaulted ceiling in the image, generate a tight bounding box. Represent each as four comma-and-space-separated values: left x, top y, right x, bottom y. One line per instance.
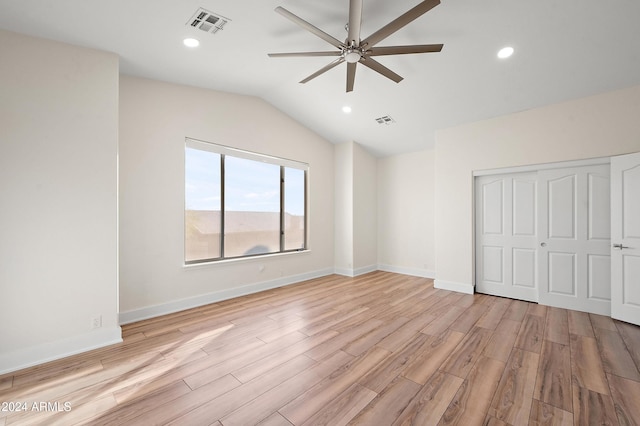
2, 0, 640, 156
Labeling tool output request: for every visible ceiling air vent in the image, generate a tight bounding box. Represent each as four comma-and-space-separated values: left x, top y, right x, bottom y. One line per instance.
187, 8, 230, 34
375, 115, 396, 125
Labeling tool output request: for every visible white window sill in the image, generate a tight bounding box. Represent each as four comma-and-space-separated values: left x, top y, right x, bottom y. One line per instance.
183, 249, 311, 269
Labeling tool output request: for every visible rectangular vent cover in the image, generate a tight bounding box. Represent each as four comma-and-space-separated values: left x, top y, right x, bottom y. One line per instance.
375, 115, 396, 125
187, 8, 230, 34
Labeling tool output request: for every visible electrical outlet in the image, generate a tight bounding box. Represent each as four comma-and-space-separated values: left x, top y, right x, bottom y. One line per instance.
91, 315, 102, 329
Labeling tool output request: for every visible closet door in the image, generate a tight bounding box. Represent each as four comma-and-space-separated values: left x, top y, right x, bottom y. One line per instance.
475, 173, 538, 302
538, 164, 611, 315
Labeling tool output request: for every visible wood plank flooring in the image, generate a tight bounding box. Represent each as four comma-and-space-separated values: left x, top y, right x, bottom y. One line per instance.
1, 271, 639, 425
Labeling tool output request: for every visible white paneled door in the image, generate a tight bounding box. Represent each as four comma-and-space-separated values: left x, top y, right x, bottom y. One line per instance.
476, 173, 538, 302
611, 152, 640, 326
537, 165, 611, 315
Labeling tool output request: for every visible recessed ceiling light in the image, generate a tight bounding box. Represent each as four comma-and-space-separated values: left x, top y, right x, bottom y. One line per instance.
183, 38, 200, 48
497, 46, 514, 59
342, 106, 352, 114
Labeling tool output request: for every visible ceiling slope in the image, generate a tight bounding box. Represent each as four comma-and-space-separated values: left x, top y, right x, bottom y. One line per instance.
1, 0, 639, 156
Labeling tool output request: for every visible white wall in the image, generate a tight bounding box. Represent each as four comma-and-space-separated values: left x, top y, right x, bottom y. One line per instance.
377, 150, 436, 278
0, 30, 120, 374
353, 143, 378, 274
334, 142, 354, 274
333, 141, 378, 276
118, 76, 335, 321
435, 85, 640, 293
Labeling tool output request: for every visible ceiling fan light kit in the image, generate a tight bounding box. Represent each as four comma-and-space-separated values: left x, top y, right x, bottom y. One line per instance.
344, 48, 362, 64
269, 0, 443, 92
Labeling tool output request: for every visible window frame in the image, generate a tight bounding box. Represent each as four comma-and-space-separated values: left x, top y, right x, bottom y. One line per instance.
185, 138, 308, 265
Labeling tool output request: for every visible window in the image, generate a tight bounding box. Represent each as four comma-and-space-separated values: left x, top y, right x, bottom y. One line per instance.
185, 138, 307, 264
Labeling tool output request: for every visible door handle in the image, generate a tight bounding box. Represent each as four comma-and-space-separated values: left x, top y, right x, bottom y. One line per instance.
540, 242, 547, 247
613, 243, 629, 250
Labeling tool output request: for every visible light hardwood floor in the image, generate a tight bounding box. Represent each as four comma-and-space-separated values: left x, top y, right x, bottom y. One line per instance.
1, 271, 639, 425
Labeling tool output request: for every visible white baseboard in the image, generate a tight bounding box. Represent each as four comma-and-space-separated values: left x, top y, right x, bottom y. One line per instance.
334, 264, 377, 277
119, 267, 335, 325
354, 265, 377, 276
0, 326, 122, 375
377, 264, 436, 279
434, 279, 474, 294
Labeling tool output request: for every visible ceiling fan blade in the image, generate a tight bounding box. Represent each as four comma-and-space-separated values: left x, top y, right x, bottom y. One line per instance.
269, 51, 342, 58
275, 6, 344, 49
362, 0, 440, 48
348, 0, 363, 46
359, 57, 403, 83
346, 62, 357, 92
368, 44, 443, 56
300, 57, 345, 84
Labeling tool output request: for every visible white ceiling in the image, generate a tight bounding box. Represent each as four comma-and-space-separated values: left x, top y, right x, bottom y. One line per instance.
1, 0, 640, 156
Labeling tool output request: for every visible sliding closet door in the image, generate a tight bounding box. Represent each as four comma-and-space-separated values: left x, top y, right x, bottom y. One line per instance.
475, 173, 538, 302
538, 164, 611, 315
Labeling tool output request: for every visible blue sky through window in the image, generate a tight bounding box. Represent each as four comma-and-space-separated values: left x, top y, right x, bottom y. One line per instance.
185, 147, 305, 215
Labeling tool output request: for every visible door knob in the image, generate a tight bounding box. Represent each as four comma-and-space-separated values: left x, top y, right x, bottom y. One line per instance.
613, 243, 629, 250
540, 242, 547, 247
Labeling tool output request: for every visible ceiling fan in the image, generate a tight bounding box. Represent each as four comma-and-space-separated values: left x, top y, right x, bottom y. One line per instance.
268, 0, 443, 92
